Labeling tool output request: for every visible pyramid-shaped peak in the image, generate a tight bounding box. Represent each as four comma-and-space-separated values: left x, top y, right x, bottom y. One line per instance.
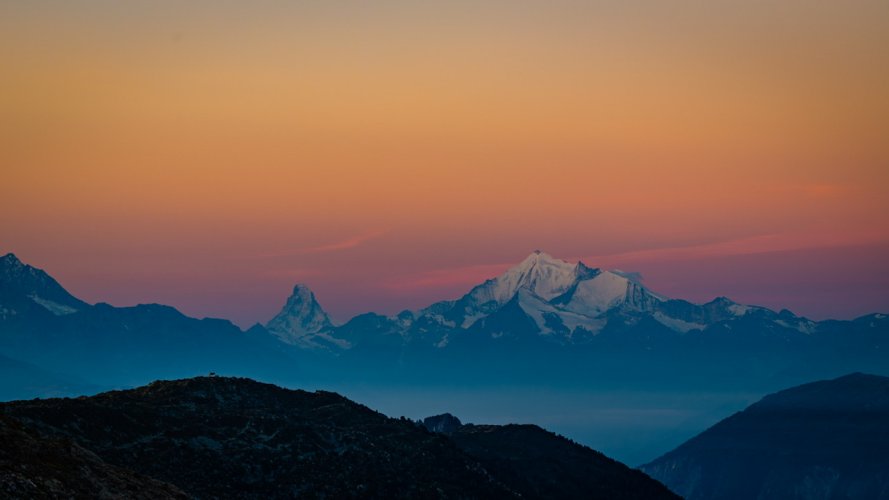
282, 283, 327, 312
266, 284, 332, 345
290, 283, 316, 297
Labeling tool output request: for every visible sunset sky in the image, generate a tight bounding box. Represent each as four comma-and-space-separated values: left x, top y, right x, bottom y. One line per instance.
2, 1, 888, 326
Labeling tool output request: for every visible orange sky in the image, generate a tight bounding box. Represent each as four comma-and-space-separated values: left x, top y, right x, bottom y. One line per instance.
2, 1, 888, 325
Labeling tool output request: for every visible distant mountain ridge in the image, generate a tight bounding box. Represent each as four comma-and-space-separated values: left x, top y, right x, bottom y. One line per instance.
2, 251, 888, 396
0, 253, 298, 392
641, 373, 889, 499
267, 250, 822, 351
251, 251, 888, 392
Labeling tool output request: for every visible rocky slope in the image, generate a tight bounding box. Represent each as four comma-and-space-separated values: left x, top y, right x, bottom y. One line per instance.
423, 413, 679, 500
0, 415, 186, 499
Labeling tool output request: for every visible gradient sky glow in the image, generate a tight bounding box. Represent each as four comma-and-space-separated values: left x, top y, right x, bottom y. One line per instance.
2, 1, 888, 326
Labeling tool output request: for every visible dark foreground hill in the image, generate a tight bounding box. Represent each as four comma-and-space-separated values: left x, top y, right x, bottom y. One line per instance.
0, 415, 186, 499
422, 413, 678, 500
641, 372, 889, 499
1, 376, 676, 499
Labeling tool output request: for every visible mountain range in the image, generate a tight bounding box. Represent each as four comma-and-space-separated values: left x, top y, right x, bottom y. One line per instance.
2, 249, 888, 390
263, 250, 888, 389
2, 250, 888, 465
269, 250, 815, 348
0, 252, 296, 389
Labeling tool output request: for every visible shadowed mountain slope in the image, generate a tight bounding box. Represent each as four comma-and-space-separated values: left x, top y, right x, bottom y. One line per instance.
423, 413, 679, 500
0, 253, 299, 394
641, 373, 889, 499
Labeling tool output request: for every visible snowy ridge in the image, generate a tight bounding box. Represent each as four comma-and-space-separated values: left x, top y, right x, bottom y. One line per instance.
263, 251, 822, 350
410, 251, 671, 339
29, 294, 78, 316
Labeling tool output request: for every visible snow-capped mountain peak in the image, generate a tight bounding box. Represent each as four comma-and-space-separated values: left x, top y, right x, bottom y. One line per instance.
488, 251, 598, 303
265, 284, 335, 347
413, 252, 668, 335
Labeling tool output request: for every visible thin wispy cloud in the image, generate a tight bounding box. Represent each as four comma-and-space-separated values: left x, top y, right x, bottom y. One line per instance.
299, 229, 386, 254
